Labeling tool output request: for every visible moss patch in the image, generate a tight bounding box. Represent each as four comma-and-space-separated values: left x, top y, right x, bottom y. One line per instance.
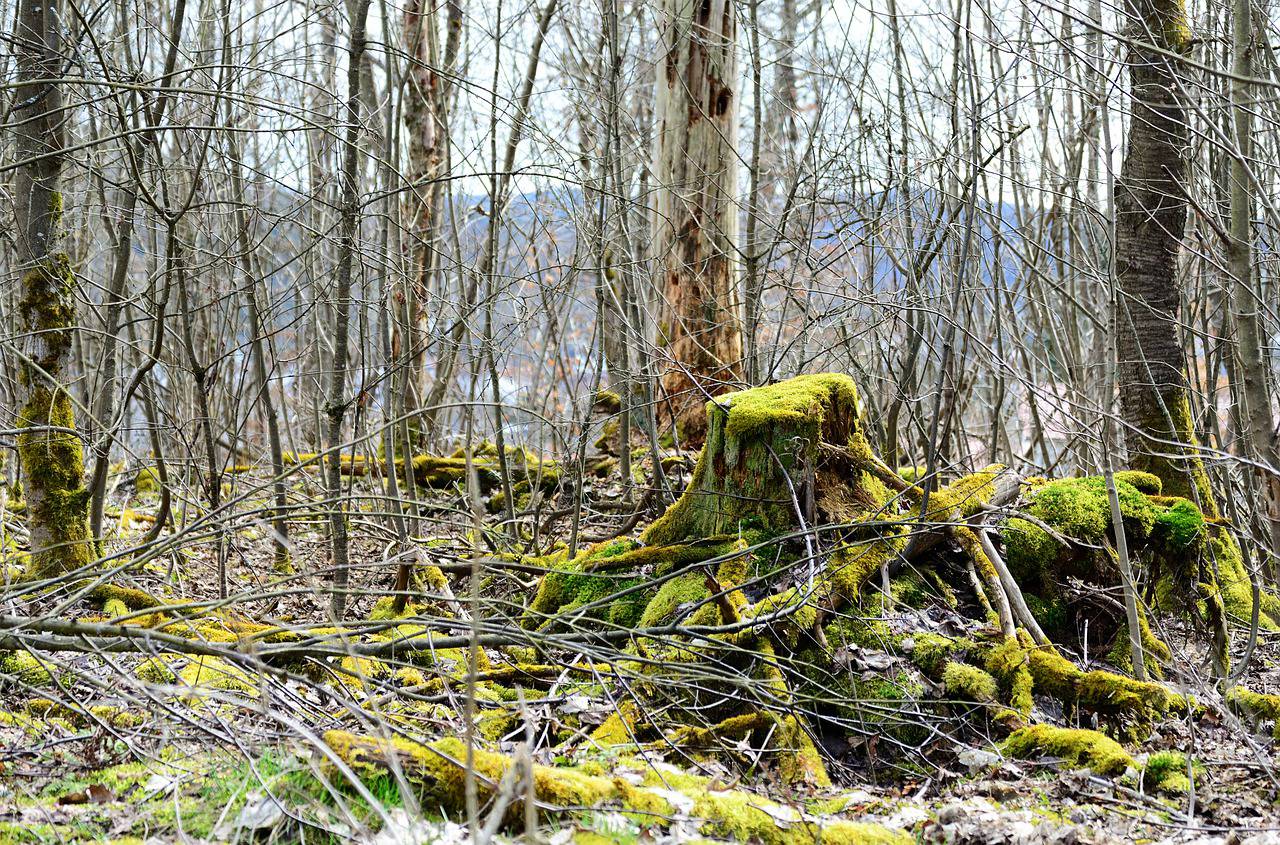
1002, 725, 1134, 775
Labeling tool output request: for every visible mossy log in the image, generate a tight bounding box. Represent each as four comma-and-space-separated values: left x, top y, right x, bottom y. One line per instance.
221, 448, 560, 494
1002, 725, 1133, 775
321, 730, 909, 844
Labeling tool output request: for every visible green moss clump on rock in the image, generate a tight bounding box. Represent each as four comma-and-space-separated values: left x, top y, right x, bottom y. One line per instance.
134, 465, 162, 494
1143, 750, 1199, 795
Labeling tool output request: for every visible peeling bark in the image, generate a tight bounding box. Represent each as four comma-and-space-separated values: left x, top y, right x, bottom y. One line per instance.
653, 0, 744, 444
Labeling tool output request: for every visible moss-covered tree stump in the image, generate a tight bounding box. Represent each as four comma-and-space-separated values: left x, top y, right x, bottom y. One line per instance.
644, 374, 883, 545
517, 372, 1272, 788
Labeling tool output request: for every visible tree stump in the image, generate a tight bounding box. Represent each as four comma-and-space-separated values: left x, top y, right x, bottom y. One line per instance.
643, 373, 880, 546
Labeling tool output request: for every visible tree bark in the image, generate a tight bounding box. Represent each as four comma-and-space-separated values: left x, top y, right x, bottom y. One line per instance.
326, 0, 374, 619
396, 0, 461, 447
653, 0, 744, 444
1228, 0, 1280, 574
13, 0, 94, 577
1113, 0, 1215, 510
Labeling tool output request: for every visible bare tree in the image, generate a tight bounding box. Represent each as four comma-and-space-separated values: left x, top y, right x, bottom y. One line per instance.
326, 0, 374, 618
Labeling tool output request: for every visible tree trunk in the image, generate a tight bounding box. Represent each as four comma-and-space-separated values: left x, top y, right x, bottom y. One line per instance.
396, 0, 461, 447
1228, 0, 1280, 575
13, 0, 94, 578
1113, 0, 1215, 510
653, 0, 743, 444
326, 0, 374, 619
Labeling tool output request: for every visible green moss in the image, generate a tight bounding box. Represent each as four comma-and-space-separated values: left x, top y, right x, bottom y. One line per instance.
1107, 610, 1171, 678
745, 586, 816, 645
1016, 643, 1181, 730
134, 465, 162, 494
772, 715, 831, 788
89, 583, 162, 610
1003, 476, 1158, 589
1143, 750, 1199, 795
906, 633, 974, 677
639, 572, 714, 627
1208, 529, 1280, 630
985, 638, 1033, 717
594, 390, 622, 414
590, 702, 641, 747
1125, 391, 1215, 510
1227, 686, 1280, 738
1154, 499, 1204, 550
722, 375, 862, 440
665, 712, 831, 788
889, 570, 930, 608
526, 538, 740, 631
369, 596, 432, 621
1114, 471, 1162, 495
825, 536, 902, 607
1002, 725, 1134, 775
793, 652, 927, 742
942, 661, 998, 703
135, 655, 180, 683
17, 388, 93, 578
476, 709, 519, 742
25, 698, 143, 729
323, 731, 907, 844
927, 467, 1002, 519
642, 374, 863, 546
896, 465, 927, 484
0, 650, 54, 685
689, 788, 908, 844
177, 656, 257, 695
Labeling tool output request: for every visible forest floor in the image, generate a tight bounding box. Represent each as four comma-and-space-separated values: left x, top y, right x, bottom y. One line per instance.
4, 438, 1280, 845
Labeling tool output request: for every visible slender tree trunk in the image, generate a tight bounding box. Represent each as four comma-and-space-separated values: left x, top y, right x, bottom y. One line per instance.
742, 0, 763, 387
173, 225, 225, 595
653, 0, 743, 444
1113, 0, 1215, 510
13, 0, 94, 578
1228, 0, 1280, 575
229, 153, 291, 573
327, 0, 373, 619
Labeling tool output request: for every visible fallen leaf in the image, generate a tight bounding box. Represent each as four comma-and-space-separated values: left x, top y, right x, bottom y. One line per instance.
87, 783, 116, 804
